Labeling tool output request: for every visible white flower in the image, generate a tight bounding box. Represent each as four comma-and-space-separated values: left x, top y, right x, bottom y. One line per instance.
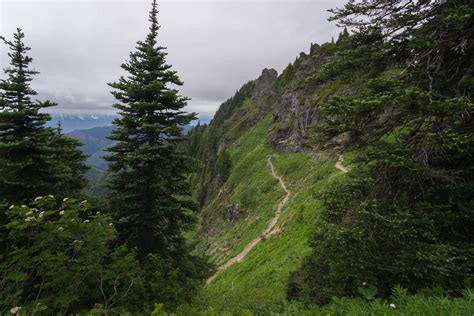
10, 306, 21, 314
9, 205, 15, 210
363, 282, 367, 286
58, 227, 64, 231
84, 219, 90, 223
48, 195, 54, 198
80, 200, 88, 205
109, 223, 113, 227
34, 196, 43, 201
70, 218, 75, 222
63, 197, 69, 202
32, 208, 39, 213
25, 211, 33, 216
21, 205, 27, 208
39, 211, 45, 218
96, 211, 100, 215
25, 217, 34, 222
59, 210, 65, 215
390, 303, 396, 309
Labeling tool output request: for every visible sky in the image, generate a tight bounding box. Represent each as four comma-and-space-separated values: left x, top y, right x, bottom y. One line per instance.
0, 0, 347, 118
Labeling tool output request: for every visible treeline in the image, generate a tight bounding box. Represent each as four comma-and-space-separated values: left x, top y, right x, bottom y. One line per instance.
0, 0, 208, 314
289, 0, 474, 304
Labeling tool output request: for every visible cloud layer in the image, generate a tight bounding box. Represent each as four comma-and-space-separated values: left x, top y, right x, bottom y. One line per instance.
0, 0, 346, 117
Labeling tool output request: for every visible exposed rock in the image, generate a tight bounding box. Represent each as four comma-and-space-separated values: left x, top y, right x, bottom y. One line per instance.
252, 68, 278, 100
266, 44, 328, 152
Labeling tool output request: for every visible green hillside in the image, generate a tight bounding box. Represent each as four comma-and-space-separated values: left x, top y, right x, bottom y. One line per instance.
185, 2, 474, 311
185, 43, 359, 310
1, 0, 472, 314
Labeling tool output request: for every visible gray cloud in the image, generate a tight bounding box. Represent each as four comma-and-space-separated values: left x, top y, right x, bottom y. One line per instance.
0, 0, 347, 118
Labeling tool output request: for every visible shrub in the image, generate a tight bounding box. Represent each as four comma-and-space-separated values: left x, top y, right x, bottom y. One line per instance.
0, 196, 144, 314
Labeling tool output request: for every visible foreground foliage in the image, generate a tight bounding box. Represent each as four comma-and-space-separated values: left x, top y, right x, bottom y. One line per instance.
289, 0, 474, 305
154, 286, 474, 315
0, 29, 87, 206
105, 0, 209, 309
0, 197, 144, 313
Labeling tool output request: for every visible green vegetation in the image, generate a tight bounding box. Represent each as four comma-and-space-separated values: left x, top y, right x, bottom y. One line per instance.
186, 1, 474, 314
104, 0, 209, 309
0, 29, 87, 206
154, 286, 474, 315
0, 197, 144, 313
0, 1, 207, 313
289, 0, 474, 305
1, 0, 473, 314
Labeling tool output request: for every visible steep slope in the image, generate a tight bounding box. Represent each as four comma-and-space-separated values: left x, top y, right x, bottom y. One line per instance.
206, 156, 291, 284
187, 42, 355, 310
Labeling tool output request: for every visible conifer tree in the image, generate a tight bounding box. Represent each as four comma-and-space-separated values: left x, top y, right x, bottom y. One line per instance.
0, 29, 87, 205
106, 0, 197, 259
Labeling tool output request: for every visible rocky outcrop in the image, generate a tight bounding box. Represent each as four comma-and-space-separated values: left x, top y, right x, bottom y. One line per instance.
267, 44, 328, 152
252, 68, 278, 100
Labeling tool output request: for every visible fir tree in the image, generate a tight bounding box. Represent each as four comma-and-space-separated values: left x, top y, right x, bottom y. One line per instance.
106, 0, 197, 259
289, 0, 474, 303
49, 127, 89, 196
0, 29, 87, 205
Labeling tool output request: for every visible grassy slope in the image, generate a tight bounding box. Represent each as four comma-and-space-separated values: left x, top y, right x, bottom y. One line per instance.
193, 108, 346, 311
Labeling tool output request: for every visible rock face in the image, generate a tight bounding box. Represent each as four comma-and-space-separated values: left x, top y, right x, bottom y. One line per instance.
252, 68, 278, 100
202, 44, 335, 154
266, 44, 329, 152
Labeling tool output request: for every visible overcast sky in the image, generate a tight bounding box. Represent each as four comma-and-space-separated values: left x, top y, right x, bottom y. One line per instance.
0, 0, 346, 118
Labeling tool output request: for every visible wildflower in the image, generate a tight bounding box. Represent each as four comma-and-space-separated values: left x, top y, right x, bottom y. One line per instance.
25, 217, 34, 222
80, 200, 88, 205
58, 227, 64, 231
34, 196, 43, 201
10, 306, 21, 314
362, 282, 367, 286
21, 205, 27, 208
32, 208, 39, 213
96, 211, 101, 215
63, 197, 69, 202
84, 219, 90, 223
25, 211, 33, 216
9, 205, 15, 210
39, 211, 45, 218
48, 195, 54, 198
390, 303, 396, 309
59, 210, 65, 215
109, 223, 113, 227
70, 218, 75, 222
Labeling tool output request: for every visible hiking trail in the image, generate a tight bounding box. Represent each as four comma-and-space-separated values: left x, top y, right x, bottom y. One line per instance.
207, 156, 290, 284
335, 154, 349, 173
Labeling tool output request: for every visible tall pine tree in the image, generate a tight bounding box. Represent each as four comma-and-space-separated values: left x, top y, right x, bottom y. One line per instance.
106, 0, 197, 259
0, 29, 88, 205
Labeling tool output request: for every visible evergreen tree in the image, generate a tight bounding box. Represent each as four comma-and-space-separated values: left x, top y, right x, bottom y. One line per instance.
106, 0, 197, 259
289, 0, 474, 303
0, 29, 87, 205
49, 126, 89, 196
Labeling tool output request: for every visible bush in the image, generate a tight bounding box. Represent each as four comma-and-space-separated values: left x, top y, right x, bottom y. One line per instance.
0, 196, 144, 314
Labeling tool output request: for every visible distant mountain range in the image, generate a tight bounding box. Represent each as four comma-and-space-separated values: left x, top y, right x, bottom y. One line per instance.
67, 125, 115, 171
48, 113, 211, 134
46, 114, 118, 133
64, 115, 211, 175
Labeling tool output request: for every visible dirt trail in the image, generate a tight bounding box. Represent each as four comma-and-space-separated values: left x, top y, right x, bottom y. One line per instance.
206, 156, 290, 284
335, 155, 349, 173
